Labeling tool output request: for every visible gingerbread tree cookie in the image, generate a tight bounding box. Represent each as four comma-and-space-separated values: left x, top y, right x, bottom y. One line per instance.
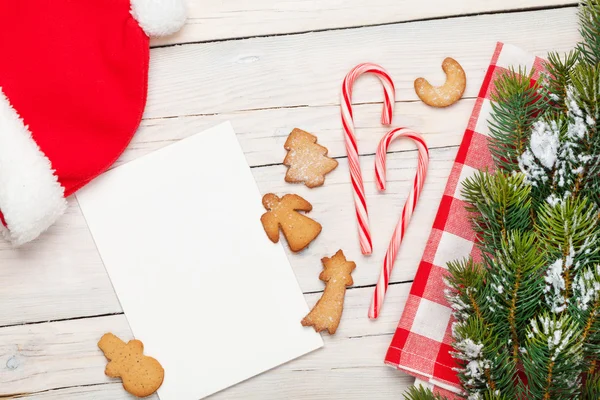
302, 250, 356, 334
283, 128, 338, 188
98, 333, 164, 398
260, 193, 322, 252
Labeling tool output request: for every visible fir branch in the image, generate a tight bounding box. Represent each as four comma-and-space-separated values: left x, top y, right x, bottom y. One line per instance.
510, 61, 600, 209
404, 4, 600, 399
481, 393, 514, 400
569, 64, 600, 200
544, 51, 580, 109
537, 197, 600, 313
523, 314, 584, 400
485, 232, 546, 362
402, 386, 448, 400
445, 261, 522, 396
488, 68, 550, 172
452, 316, 517, 399
578, 0, 600, 66
445, 258, 487, 323
578, 278, 600, 344
461, 171, 532, 259
515, 116, 562, 207
582, 373, 600, 400
571, 265, 600, 373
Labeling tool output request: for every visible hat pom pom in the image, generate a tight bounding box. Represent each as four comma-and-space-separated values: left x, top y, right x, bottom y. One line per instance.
131, 0, 187, 37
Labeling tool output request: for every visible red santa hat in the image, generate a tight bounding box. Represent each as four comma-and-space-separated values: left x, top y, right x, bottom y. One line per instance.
0, 0, 186, 246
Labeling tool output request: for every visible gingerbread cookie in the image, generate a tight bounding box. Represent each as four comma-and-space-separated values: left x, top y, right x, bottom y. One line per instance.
302, 250, 356, 334
414, 57, 466, 108
260, 193, 322, 252
98, 333, 164, 398
283, 128, 338, 188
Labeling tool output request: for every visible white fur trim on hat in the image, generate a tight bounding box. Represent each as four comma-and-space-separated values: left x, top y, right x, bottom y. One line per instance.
0, 88, 67, 246
130, 0, 187, 37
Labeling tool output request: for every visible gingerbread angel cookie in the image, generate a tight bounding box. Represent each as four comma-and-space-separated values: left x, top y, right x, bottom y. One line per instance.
302, 250, 356, 334
260, 193, 322, 252
98, 333, 164, 398
283, 128, 338, 188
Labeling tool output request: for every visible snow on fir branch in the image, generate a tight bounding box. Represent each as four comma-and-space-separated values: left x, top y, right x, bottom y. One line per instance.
404, 1, 600, 399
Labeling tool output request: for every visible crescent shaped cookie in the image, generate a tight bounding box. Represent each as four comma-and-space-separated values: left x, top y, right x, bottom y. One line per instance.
414, 57, 466, 108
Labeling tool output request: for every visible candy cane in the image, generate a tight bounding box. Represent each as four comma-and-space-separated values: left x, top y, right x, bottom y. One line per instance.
341, 63, 396, 255
369, 128, 429, 319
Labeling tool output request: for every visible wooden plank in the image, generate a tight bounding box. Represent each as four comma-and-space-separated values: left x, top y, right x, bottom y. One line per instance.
11, 368, 414, 400
0, 199, 122, 327
151, 0, 576, 45
0, 145, 455, 326
0, 284, 412, 398
6, 383, 126, 400
252, 145, 457, 296
2, 4, 570, 328
7, 383, 139, 400
211, 366, 414, 400
121, 98, 473, 169
1, 4, 581, 399
145, 7, 580, 119
0, 316, 133, 398
0, 81, 472, 327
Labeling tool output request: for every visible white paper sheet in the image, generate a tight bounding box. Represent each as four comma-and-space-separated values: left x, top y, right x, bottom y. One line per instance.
77, 122, 323, 400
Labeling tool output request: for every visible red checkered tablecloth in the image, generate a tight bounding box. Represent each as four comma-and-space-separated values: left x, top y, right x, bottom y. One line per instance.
385, 42, 546, 396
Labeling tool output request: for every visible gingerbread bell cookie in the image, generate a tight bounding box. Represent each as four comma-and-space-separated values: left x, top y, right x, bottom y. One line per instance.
414, 57, 466, 108
302, 250, 356, 334
98, 333, 164, 398
283, 128, 338, 188
260, 193, 322, 252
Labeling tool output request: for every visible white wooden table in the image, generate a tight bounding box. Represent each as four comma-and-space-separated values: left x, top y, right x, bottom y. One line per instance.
0, 1, 582, 398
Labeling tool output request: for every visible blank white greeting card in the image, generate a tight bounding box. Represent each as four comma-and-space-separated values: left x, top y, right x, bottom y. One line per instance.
77, 122, 323, 400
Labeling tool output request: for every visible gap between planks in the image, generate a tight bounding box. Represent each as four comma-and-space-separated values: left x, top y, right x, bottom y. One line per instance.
0, 285, 412, 398
150, 2, 578, 47
249, 144, 460, 171
0, 279, 416, 330
0, 383, 112, 400
124, 98, 477, 171
140, 98, 473, 121
1, 368, 414, 400
0, 147, 458, 326
142, 7, 581, 119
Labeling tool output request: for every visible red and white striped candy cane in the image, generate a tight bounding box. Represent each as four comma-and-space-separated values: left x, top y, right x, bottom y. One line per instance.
341, 63, 396, 255
369, 128, 429, 319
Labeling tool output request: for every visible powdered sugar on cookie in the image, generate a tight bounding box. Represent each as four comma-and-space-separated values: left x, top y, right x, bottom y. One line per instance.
414, 57, 466, 108
283, 129, 338, 188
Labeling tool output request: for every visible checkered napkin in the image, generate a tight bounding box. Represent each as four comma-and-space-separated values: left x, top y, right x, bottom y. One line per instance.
384, 43, 547, 395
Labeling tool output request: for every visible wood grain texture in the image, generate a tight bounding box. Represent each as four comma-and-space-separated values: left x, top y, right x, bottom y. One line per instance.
1, 93, 471, 326
0, 284, 410, 398
145, 7, 580, 119
0, 4, 583, 330
7, 369, 415, 400
0, 3, 584, 399
0, 145, 456, 326
151, 0, 577, 45
122, 99, 473, 169
0, 199, 121, 327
